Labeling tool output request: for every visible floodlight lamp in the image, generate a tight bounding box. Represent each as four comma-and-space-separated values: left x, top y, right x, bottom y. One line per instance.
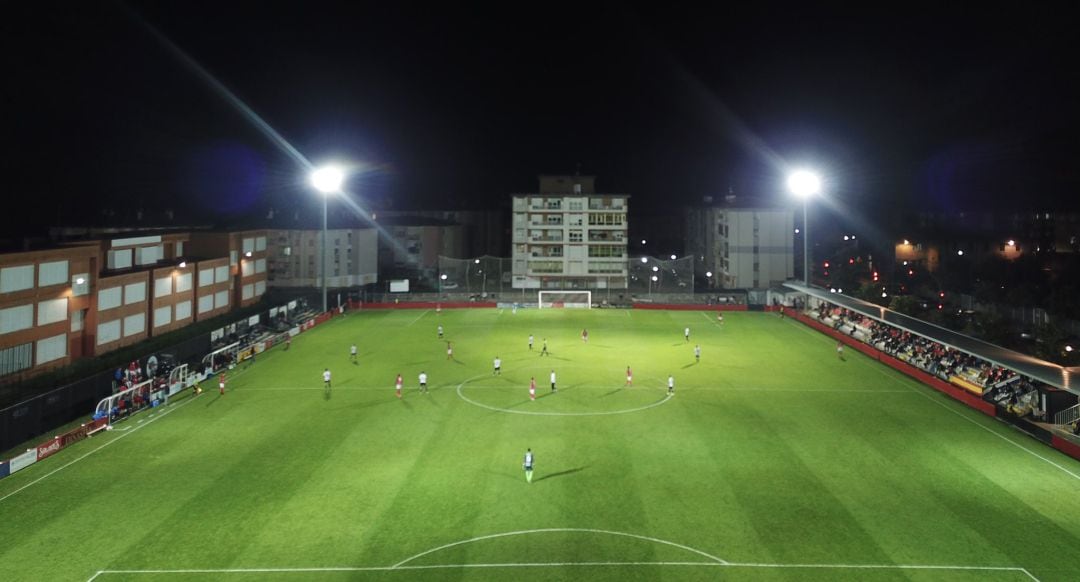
652, 266, 659, 272
1066, 345, 1074, 352
641, 239, 647, 245
957, 250, 964, 256
440, 274, 447, 280
670, 254, 677, 260
903, 239, 910, 245
1007, 239, 1015, 247
310, 165, 345, 193
474, 259, 480, 264
651, 275, 658, 281
706, 271, 713, 277
179, 261, 187, 268
787, 169, 821, 198
794, 228, 800, 234
641, 257, 648, 263
75, 277, 85, 285
881, 292, 888, 298
244, 251, 252, 258
843, 235, 849, 241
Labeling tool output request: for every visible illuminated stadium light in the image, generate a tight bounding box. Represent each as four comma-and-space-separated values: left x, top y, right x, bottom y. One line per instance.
903, 239, 910, 245
957, 250, 964, 256
670, 254, 677, 260
794, 228, 800, 234
651, 275, 658, 281
310, 165, 345, 193
641, 257, 648, 263
1007, 240, 1016, 247
1066, 345, 1074, 353
706, 271, 713, 277
178, 261, 187, 268
244, 251, 252, 258
843, 235, 849, 241
787, 170, 821, 198
641, 239, 647, 245
652, 266, 659, 272
75, 277, 85, 285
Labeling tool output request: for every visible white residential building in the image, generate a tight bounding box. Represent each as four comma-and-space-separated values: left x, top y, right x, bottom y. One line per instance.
266, 229, 378, 289
686, 197, 794, 289
511, 175, 629, 290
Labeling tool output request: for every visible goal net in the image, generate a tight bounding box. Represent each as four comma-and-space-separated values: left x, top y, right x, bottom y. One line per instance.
538, 291, 592, 309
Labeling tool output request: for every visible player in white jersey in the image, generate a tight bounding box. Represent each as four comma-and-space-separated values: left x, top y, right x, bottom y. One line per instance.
523, 448, 534, 483
323, 368, 332, 389
419, 371, 428, 393
668, 374, 675, 395
493, 356, 502, 376
550, 369, 557, 393
528, 334, 534, 350
694, 344, 701, 363
684, 326, 690, 342
350, 344, 358, 363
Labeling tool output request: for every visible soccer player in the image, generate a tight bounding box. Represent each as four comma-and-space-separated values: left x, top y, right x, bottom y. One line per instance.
778, 305, 786, 319
581, 328, 588, 343
717, 313, 724, 325
285, 336, 291, 350
625, 365, 633, 387
350, 343, 358, 363
523, 448, 534, 483
446, 342, 454, 360
528, 334, 534, 350
219, 372, 226, 395
437, 325, 444, 339
694, 344, 701, 363
684, 326, 690, 342
529, 377, 536, 401
493, 356, 502, 376
550, 369, 557, 393
540, 338, 549, 356
395, 373, 403, 398
836, 341, 845, 361
668, 375, 675, 395
419, 371, 428, 393
323, 368, 332, 390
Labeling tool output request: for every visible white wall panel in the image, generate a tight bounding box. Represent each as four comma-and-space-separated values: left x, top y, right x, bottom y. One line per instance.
97, 319, 121, 345
124, 281, 147, 304
255, 258, 266, 274
37, 298, 68, 326
255, 280, 266, 296
198, 294, 214, 313
175, 300, 192, 321
38, 260, 69, 287
255, 236, 266, 251
215, 265, 229, 283
199, 268, 214, 287
0, 265, 35, 293
241, 261, 254, 277
176, 272, 192, 292
154, 305, 172, 328
243, 238, 255, 254
154, 277, 172, 298
97, 287, 122, 311
35, 333, 67, 365
0, 304, 34, 335
242, 284, 254, 300
214, 290, 229, 309
123, 313, 145, 337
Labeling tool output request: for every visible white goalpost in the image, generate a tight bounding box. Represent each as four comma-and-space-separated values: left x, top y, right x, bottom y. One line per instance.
537, 291, 592, 309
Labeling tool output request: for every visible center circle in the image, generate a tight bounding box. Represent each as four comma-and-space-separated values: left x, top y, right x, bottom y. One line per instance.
455, 369, 672, 416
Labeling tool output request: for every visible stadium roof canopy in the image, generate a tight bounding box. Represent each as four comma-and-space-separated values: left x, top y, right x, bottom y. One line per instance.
783, 283, 1080, 393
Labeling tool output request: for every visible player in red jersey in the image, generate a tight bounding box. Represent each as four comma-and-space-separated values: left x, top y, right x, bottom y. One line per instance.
529, 377, 536, 401
395, 373, 403, 398
625, 366, 633, 387
219, 372, 226, 395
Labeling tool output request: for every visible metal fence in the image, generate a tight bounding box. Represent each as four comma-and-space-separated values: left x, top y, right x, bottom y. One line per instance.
628, 256, 695, 295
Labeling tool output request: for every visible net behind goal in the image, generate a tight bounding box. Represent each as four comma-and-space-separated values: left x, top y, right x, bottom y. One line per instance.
538, 291, 592, 309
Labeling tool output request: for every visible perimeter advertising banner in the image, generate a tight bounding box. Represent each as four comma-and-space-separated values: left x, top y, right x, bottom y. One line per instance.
9, 450, 37, 473
36, 437, 62, 461
0, 461, 8, 479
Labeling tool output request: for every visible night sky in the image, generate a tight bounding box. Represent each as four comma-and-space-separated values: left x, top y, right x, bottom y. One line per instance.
2, 2, 1078, 237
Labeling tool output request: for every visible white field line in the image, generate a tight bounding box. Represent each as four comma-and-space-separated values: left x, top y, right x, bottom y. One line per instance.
0, 394, 200, 504
455, 377, 673, 417
784, 318, 1080, 484
88, 562, 1039, 580
391, 527, 729, 567
402, 309, 430, 327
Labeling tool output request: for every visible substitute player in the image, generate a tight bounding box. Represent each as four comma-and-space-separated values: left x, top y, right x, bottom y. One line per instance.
395, 373, 403, 398
493, 356, 502, 376
523, 448, 534, 483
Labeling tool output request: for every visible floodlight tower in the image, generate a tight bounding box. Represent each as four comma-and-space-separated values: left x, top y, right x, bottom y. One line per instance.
787, 169, 821, 286
310, 165, 345, 312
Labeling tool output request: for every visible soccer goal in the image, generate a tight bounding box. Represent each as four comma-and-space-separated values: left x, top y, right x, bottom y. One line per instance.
538, 291, 592, 309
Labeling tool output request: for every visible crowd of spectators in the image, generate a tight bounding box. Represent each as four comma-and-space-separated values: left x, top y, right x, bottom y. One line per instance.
810, 301, 1042, 417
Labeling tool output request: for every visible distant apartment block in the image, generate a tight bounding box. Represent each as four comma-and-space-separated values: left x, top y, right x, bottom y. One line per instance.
511, 175, 629, 290
266, 229, 378, 289
685, 197, 794, 289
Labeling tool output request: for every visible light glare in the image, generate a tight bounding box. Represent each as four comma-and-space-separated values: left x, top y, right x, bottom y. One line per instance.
310, 165, 345, 193
787, 170, 821, 198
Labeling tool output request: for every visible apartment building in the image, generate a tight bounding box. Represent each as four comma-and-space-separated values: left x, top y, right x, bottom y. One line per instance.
1, 229, 272, 383
266, 228, 378, 289
511, 175, 629, 290
685, 197, 794, 289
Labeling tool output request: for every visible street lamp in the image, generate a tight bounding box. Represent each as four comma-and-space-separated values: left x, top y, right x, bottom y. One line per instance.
310, 165, 345, 312
787, 169, 821, 286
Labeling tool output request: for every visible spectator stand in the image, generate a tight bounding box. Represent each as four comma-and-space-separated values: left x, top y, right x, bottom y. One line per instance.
784, 282, 1080, 456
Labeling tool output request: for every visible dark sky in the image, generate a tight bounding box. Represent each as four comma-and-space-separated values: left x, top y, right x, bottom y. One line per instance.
2, 2, 1078, 236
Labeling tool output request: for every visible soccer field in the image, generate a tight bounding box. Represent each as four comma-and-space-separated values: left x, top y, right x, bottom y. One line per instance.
2, 308, 1080, 581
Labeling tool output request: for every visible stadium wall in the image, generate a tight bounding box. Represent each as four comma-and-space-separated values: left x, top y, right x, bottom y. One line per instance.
352, 301, 497, 309
633, 303, 748, 311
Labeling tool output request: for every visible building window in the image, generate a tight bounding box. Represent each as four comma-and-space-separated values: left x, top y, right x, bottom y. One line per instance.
0, 342, 33, 376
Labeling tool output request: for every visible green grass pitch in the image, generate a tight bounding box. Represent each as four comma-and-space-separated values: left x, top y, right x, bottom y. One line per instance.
2, 308, 1080, 581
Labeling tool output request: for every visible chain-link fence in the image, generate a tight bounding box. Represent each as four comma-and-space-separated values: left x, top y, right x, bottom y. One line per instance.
627, 255, 695, 295
436, 255, 513, 295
